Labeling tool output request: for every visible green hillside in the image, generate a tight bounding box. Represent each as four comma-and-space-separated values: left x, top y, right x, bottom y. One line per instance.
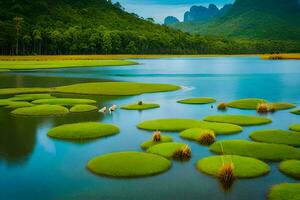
0, 0, 299, 55
171, 0, 300, 41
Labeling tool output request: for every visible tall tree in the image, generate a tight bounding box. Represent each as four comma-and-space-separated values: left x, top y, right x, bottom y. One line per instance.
13, 16, 23, 55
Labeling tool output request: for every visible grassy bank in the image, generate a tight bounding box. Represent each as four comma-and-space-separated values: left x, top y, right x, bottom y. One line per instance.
261, 53, 300, 60
0, 60, 137, 70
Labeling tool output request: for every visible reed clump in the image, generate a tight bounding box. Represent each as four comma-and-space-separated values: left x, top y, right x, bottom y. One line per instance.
197, 130, 216, 145
172, 145, 192, 161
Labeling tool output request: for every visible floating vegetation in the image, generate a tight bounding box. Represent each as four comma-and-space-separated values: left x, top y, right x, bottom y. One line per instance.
121, 102, 160, 110
227, 98, 267, 110
70, 104, 98, 113
147, 142, 187, 159
137, 118, 242, 134
47, 122, 119, 140
11, 105, 69, 116
257, 103, 275, 113
32, 98, 96, 106
289, 124, 300, 132
86, 152, 171, 177
177, 97, 216, 104
250, 129, 300, 147
210, 140, 300, 161
269, 183, 300, 200
141, 135, 173, 150
9, 94, 56, 101
6, 101, 34, 109
279, 160, 300, 179
218, 163, 235, 191
291, 109, 300, 115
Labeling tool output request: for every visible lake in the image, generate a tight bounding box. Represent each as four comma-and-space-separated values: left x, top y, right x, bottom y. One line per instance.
1, 57, 300, 200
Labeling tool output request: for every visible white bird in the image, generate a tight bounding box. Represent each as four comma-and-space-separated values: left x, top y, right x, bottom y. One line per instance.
109, 105, 117, 113
98, 107, 107, 113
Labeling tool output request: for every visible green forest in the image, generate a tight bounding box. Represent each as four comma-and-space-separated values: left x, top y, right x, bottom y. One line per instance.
0, 0, 299, 55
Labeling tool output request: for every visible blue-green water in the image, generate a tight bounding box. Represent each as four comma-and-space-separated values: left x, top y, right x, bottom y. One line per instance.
1, 57, 300, 200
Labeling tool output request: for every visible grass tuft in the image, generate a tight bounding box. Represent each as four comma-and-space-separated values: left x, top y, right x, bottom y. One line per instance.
197, 130, 216, 145
172, 145, 192, 161
152, 131, 162, 142
218, 102, 227, 111
218, 163, 235, 190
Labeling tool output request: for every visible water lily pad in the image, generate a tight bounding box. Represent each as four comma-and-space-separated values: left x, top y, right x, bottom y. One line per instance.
146, 142, 187, 158
70, 104, 98, 113
177, 97, 216, 104
121, 103, 160, 110
32, 98, 96, 106
269, 183, 300, 200
289, 124, 300, 132
6, 101, 34, 109
141, 135, 173, 150
9, 94, 56, 101
227, 98, 267, 110
279, 160, 300, 179
291, 109, 300, 115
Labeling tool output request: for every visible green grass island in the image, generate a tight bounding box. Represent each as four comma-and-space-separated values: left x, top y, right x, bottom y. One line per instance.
177, 97, 216, 104
291, 109, 300, 115
47, 122, 119, 140
269, 183, 300, 200
0, 82, 181, 96
279, 160, 300, 179
197, 155, 270, 178
70, 104, 98, 113
141, 135, 173, 150
11, 105, 69, 116
137, 118, 242, 134
289, 124, 300, 132
86, 152, 171, 178
121, 102, 160, 110
250, 129, 300, 147
210, 140, 300, 161
204, 114, 272, 126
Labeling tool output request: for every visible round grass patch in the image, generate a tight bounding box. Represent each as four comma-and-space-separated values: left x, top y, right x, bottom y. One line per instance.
47, 122, 119, 140
250, 129, 300, 146
32, 98, 96, 106
203, 114, 272, 126
279, 160, 300, 179
121, 103, 160, 110
177, 97, 216, 104
141, 135, 173, 150
269, 183, 300, 200
197, 155, 270, 178
289, 124, 300, 132
87, 152, 171, 177
9, 94, 56, 101
210, 140, 300, 161
146, 142, 187, 158
291, 109, 300, 115
11, 105, 69, 116
6, 101, 34, 109
137, 118, 242, 134
227, 98, 267, 110
70, 104, 98, 113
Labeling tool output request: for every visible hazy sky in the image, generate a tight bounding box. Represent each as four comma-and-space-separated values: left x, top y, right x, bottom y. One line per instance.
112, 0, 234, 23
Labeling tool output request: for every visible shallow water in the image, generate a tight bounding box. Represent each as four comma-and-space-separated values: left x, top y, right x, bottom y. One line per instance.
1, 57, 300, 200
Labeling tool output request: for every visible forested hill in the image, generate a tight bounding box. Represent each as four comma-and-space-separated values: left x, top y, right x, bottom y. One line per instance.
171, 0, 300, 41
0, 0, 299, 55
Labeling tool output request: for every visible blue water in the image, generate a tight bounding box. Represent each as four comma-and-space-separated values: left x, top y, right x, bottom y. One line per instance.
0, 57, 300, 200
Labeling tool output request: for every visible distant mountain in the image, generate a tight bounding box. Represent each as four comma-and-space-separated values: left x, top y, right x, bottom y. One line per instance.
170, 0, 300, 41
164, 16, 180, 25
164, 4, 232, 25
184, 4, 232, 23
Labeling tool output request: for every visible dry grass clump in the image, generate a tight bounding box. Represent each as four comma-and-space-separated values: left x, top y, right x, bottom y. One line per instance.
152, 131, 162, 142
218, 163, 235, 190
257, 103, 275, 113
197, 130, 216, 145
172, 145, 192, 161
218, 103, 227, 111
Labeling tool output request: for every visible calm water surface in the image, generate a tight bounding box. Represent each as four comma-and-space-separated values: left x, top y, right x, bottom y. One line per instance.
1, 57, 300, 200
